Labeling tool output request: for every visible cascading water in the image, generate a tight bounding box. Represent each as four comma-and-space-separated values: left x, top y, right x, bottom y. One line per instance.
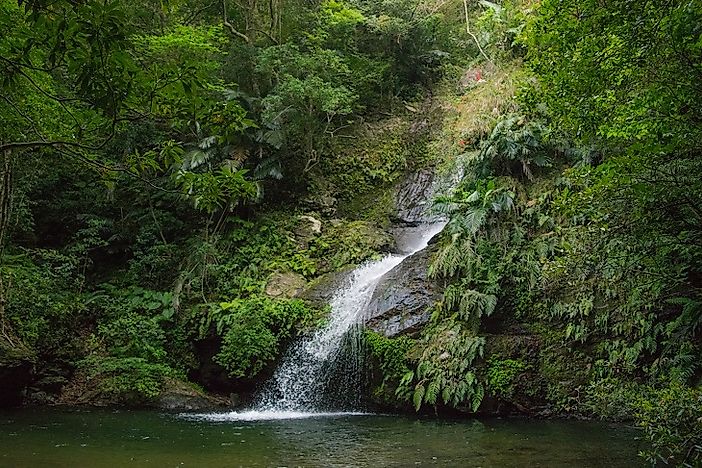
252, 220, 446, 415
182, 172, 448, 421
181, 220, 445, 421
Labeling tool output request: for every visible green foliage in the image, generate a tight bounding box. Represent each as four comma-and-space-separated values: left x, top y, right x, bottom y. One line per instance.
98, 313, 167, 362
584, 379, 702, 467
636, 384, 702, 467
175, 166, 258, 213
365, 331, 414, 387
0, 250, 84, 351
540, 154, 702, 381
70, 285, 182, 404
523, 0, 702, 153
413, 2, 702, 444
486, 357, 527, 398
474, 115, 551, 181
398, 320, 485, 412
185, 215, 320, 299
430, 177, 516, 279
81, 355, 177, 404
134, 24, 228, 124
327, 119, 411, 200
195, 296, 319, 378
474, 0, 530, 60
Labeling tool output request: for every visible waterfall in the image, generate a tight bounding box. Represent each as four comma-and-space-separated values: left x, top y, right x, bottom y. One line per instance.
182, 172, 448, 421
253, 220, 446, 414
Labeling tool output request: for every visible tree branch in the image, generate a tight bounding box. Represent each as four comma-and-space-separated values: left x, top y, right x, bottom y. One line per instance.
222, 0, 250, 43
463, 0, 494, 66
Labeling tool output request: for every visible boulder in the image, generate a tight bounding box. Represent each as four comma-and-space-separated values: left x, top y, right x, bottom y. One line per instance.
265, 272, 307, 299
295, 215, 323, 248
365, 246, 441, 337
156, 378, 230, 411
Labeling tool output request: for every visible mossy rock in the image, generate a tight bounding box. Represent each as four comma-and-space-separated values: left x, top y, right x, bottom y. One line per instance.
156, 378, 230, 411
480, 334, 550, 414
298, 267, 355, 308
265, 272, 307, 299
313, 220, 394, 272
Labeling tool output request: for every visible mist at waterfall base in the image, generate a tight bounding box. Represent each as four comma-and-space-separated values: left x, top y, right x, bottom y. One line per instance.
185, 221, 446, 422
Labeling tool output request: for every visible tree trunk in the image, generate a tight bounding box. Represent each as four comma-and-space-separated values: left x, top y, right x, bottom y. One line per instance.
0, 149, 12, 250
0, 149, 15, 345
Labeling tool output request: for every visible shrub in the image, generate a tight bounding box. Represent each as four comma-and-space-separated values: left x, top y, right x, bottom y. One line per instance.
196, 296, 320, 378
81, 356, 177, 405
486, 358, 528, 398
636, 384, 702, 467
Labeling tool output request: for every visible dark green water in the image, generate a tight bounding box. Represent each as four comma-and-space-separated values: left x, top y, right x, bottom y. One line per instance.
0, 409, 643, 467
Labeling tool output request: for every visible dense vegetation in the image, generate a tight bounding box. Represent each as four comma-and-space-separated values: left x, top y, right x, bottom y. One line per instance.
367, 0, 702, 465
1, 0, 700, 465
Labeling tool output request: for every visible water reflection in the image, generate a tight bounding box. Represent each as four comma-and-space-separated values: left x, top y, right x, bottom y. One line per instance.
0, 409, 643, 467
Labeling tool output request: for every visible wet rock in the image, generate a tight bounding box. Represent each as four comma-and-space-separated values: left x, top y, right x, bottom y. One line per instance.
365, 246, 441, 337
26, 373, 69, 404
391, 225, 436, 254
156, 378, 230, 411
33, 374, 70, 393
26, 391, 56, 406
392, 169, 436, 226
229, 393, 241, 408
298, 267, 354, 308
265, 272, 307, 299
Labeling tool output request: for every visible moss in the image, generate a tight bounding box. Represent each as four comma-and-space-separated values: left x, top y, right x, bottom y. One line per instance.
311, 220, 393, 271
364, 330, 415, 407
337, 183, 395, 226
480, 334, 549, 411
486, 357, 529, 398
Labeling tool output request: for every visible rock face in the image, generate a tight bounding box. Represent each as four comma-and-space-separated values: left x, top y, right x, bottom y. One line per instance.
391, 169, 443, 254
392, 169, 436, 226
265, 272, 307, 299
295, 169, 445, 338
365, 245, 441, 337
361, 168, 445, 337
298, 268, 353, 308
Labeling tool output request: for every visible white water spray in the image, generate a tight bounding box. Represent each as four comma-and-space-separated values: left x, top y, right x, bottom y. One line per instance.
182, 173, 448, 421
253, 221, 446, 414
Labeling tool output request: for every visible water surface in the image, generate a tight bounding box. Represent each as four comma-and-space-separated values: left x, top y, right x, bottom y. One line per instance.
0, 408, 643, 467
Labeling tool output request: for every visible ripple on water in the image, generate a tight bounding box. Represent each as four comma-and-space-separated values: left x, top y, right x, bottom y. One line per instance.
177, 410, 371, 422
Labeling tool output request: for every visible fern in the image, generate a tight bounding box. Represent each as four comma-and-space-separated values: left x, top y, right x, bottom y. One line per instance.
413, 385, 425, 411
399, 321, 487, 412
